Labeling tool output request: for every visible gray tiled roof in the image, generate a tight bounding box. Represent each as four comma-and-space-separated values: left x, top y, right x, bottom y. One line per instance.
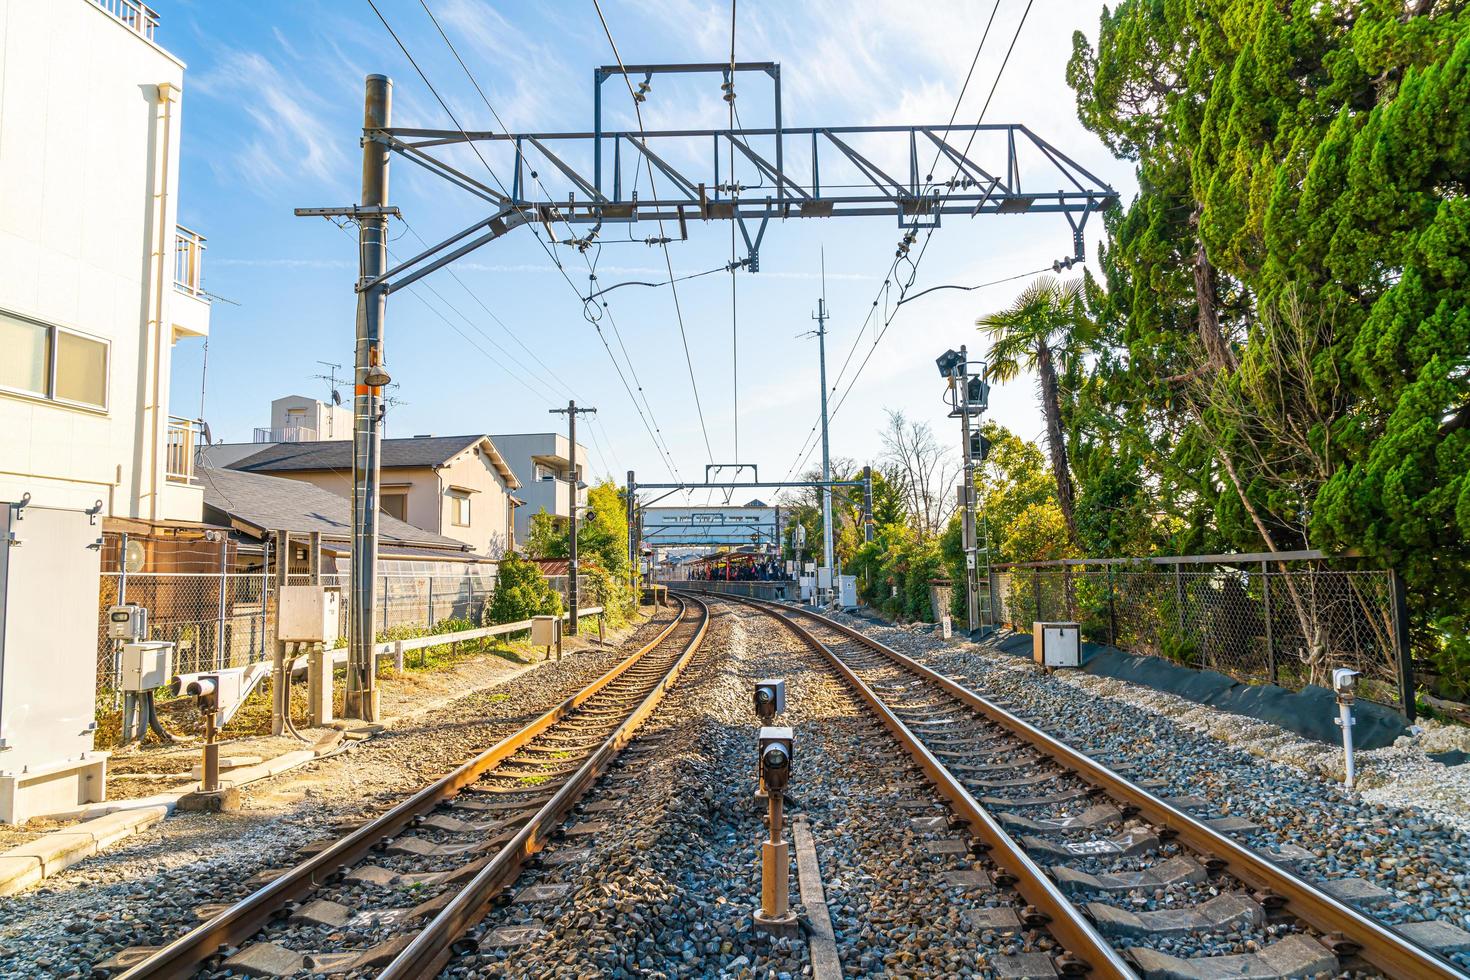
200, 467, 468, 550
228, 435, 483, 473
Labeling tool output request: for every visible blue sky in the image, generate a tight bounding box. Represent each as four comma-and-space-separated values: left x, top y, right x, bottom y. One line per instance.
163, 0, 1136, 495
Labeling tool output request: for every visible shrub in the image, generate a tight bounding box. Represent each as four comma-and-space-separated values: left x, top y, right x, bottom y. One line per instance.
485, 554, 563, 625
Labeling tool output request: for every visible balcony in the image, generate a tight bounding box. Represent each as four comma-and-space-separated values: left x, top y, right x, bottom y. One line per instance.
172, 226, 212, 338
254, 426, 319, 444
93, 0, 159, 41
165, 417, 205, 484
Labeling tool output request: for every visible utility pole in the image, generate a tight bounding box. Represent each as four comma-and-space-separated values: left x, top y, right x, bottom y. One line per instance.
551, 401, 596, 635
342, 75, 393, 720
803, 294, 834, 599
626, 471, 637, 594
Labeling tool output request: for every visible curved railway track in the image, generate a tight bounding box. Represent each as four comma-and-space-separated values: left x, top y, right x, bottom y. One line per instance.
714, 591, 1467, 980
103, 594, 709, 980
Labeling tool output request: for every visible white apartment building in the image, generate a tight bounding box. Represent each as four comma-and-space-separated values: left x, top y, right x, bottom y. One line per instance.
0, 0, 210, 822
0, 0, 211, 525
489, 432, 590, 544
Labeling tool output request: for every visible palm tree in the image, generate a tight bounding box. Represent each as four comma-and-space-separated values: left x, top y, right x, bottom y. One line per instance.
975, 275, 1088, 541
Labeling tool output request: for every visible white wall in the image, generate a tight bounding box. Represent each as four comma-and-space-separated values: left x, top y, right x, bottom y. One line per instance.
270, 395, 352, 441
0, 1, 201, 520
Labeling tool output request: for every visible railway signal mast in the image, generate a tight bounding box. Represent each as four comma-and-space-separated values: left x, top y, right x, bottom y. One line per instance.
297, 62, 1115, 717
939, 347, 991, 637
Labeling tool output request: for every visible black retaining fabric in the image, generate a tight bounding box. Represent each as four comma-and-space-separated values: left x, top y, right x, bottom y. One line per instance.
1068, 642, 1409, 749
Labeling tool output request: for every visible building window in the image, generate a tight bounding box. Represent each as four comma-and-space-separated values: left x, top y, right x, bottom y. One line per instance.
450, 489, 472, 527
0, 309, 108, 410
381, 492, 408, 522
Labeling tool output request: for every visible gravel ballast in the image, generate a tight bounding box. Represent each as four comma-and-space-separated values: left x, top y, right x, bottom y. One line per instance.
820, 609, 1470, 968
0, 610, 672, 980
449, 598, 1054, 978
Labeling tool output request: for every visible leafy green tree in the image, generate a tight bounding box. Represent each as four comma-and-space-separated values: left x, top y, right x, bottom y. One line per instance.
975, 276, 1091, 540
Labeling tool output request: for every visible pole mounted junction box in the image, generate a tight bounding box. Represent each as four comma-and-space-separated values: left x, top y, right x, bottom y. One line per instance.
531, 615, 561, 647
278, 586, 341, 643
1033, 621, 1081, 668
107, 604, 148, 641
120, 642, 173, 692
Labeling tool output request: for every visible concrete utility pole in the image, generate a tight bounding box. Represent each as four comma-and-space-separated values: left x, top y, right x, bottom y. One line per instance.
862, 465, 874, 543
550, 401, 596, 635
626, 471, 637, 593
346, 74, 392, 721
810, 297, 834, 596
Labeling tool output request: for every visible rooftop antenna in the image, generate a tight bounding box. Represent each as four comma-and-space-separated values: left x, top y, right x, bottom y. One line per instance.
312, 361, 344, 406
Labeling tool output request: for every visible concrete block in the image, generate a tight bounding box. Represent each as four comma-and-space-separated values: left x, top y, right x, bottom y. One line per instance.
1088, 892, 1261, 939
0, 855, 43, 896
992, 951, 1058, 978
290, 898, 352, 928
1127, 934, 1334, 980
1319, 876, 1396, 908
1395, 919, 1470, 954
965, 906, 1022, 931
222, 942, 307, 977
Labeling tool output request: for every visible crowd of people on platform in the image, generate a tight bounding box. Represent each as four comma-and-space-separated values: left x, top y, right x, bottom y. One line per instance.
684, 559, 786, 581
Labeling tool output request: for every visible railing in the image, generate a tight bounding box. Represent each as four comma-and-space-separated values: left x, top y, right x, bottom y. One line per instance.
165, 417, 205, 484
174, 226, 208, 299
987, 552, 1415, 716
254, 426, 318, 443
93, 0, 159, 41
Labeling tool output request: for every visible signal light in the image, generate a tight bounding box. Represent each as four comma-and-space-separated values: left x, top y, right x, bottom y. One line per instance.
970, 431, 992, 461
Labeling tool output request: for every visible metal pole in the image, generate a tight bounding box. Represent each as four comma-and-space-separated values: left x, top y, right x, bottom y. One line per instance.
259, 537, 270, 663
1261, 560, 1277, 684
1388, 568, 1416, 722
626, 471, 637, 594
814, 297, 834, 596
215, 535, 228, 670
1106, 563, 1117, 649
862, 465, 874, 543
347, 73, 391, 722
551, 401, 594, 635
957, 347, 980, 636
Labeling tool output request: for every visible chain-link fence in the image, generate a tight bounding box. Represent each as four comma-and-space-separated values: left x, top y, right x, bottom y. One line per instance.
989, 556, 1412, 713
98, 541, 507, 692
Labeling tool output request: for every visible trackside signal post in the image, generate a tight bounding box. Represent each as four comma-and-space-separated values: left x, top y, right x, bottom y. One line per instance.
939, 346, 989, 637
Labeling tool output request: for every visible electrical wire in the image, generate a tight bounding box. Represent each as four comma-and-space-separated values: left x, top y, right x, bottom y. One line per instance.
364, 0, 686, 486
781, 0, 1037, 482
591, 0, 716, 466
414, 0, 690, 489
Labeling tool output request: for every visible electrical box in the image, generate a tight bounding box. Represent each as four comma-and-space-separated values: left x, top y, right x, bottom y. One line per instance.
798, 576, 814, 600
838, 575, 857, 609
106, 604, 148, 641
531, 615, 561, 647
120, 642, 173, 692
816, 567, 833, 589
278, 586, 341, 643
1033, 621, 1081, 668
0, 501, 107, 824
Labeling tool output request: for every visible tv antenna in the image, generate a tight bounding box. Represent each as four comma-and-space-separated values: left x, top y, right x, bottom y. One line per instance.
312, 361, 345, 406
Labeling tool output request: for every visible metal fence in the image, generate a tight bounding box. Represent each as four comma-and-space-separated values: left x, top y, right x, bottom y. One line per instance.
989, 554, 1414, 715
96, 562, 603, 692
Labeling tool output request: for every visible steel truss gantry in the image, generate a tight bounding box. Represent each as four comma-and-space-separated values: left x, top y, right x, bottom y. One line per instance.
363, 61, 1117, 293
302, 62, 1118, 719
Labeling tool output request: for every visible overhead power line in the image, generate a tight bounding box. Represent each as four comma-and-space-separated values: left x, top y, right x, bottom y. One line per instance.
591, 0, 717, 466
782, 0, 1037, 482
364, 0, 688, 486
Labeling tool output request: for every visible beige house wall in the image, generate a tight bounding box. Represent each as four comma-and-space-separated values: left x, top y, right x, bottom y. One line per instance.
263, 442, 515, 557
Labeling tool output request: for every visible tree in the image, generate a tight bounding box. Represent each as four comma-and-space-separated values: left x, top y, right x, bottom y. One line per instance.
522, 481, 635, 621
879, 410, 958, 537
975, 276, 1090, 540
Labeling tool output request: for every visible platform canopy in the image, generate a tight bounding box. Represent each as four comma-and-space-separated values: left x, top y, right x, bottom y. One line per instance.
642, 504, 779, 548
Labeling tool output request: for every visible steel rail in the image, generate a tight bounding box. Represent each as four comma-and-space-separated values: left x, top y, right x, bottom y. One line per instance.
379, 594, 711, 977
717, 591, 1467, 980
718, 593, 1131, 978
114, 600, 696, 980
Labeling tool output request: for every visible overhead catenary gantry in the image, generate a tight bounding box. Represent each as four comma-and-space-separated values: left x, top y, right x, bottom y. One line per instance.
299, 60, 1118, 720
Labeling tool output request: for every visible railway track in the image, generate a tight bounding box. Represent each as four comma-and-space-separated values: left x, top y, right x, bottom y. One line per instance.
717, 591, 1468, 980
99, 595, 709, 980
